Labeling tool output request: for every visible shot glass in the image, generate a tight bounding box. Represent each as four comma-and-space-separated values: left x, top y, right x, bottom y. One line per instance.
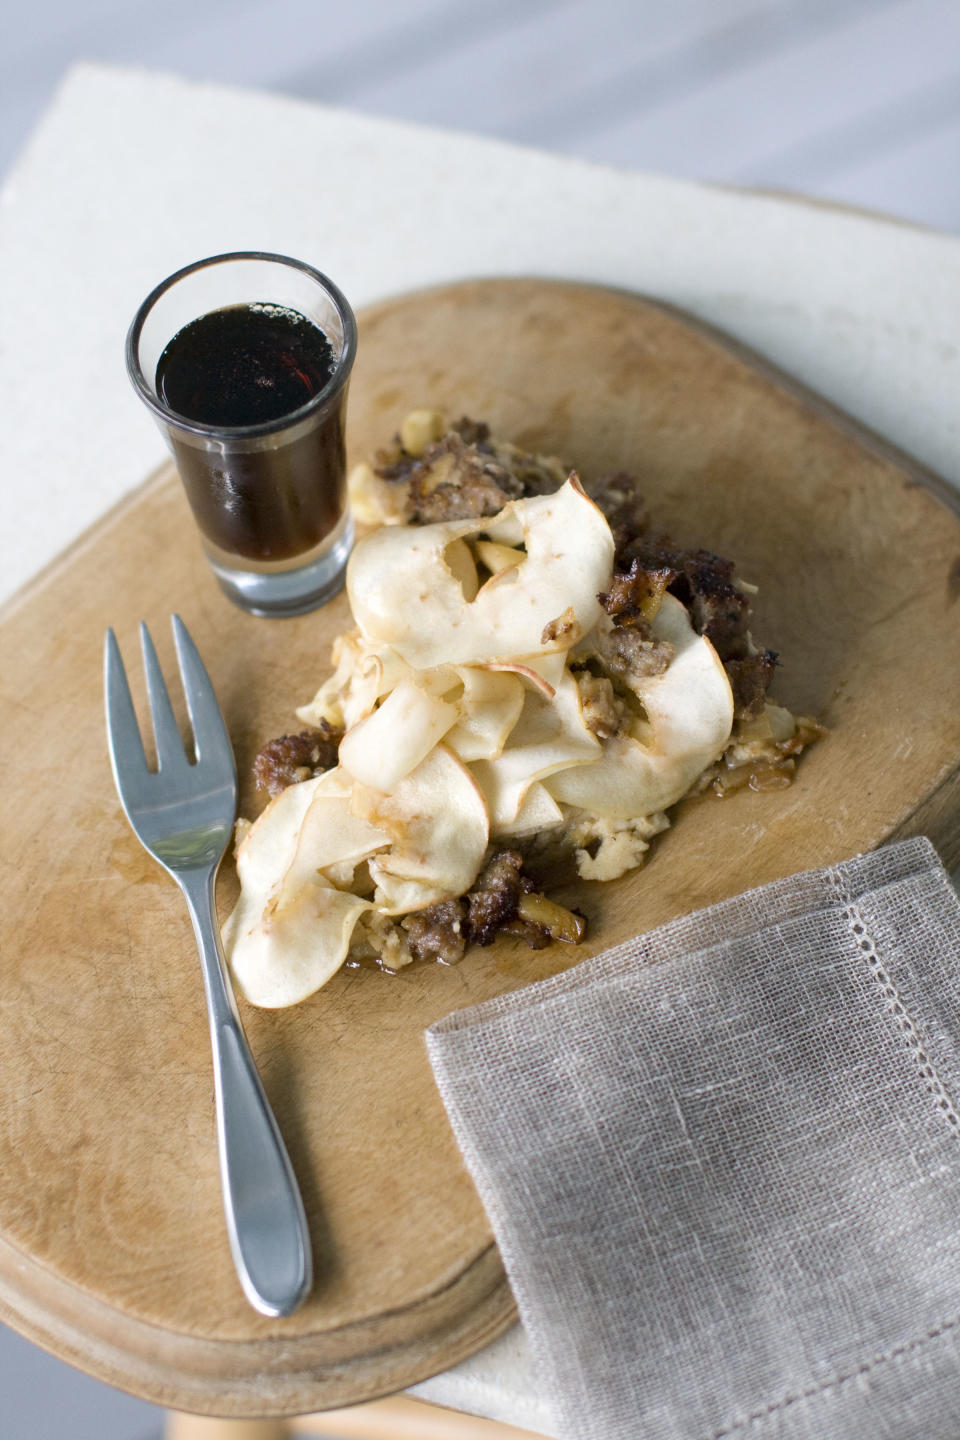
126, 252, 357, 617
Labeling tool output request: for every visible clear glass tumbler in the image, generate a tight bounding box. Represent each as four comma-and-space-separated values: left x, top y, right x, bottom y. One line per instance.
126, 252, 357, 617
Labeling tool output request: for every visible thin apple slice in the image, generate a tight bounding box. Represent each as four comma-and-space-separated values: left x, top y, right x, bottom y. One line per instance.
346, 480, 614, 670
339, 680, 459, 791
354, 745, 490, 914
445, 668, 525, 762
471, 670, 600, 830
547, 594, 734, 817
223, 770, 390, 1007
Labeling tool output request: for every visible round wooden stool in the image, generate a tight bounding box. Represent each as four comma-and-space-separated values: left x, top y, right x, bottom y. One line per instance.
6, 279, 960, 1436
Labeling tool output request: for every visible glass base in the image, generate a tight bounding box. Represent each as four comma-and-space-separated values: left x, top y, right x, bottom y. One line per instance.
207, 512, 354, 617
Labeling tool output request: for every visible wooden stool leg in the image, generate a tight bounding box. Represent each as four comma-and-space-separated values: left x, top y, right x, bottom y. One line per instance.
165, 1416, 289, 1440
290, 1395, 548, 1437
165, 1395, 547, 1440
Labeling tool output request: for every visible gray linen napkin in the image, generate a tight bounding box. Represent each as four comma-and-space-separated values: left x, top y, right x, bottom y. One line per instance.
427, 837, 960, 1440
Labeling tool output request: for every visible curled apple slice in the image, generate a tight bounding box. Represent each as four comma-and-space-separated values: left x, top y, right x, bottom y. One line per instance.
286, 771, 390, 877
494, 780, 564, 838
295, 628, 365, 729
471, 670, 600, 830
346, 480, 614, 670
339, 680, 459, 791
228, 887, 372, 1009
224, 771, 322, 912
297, 633, 413, 732
223, 770, 390, 1008
445, 667, 525, 762
353, 745, 490, 914
474, 539, 523, 576
547, 594, 734, 818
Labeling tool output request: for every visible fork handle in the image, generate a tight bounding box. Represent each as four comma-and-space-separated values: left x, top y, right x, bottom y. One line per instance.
180, 868, 313, 1317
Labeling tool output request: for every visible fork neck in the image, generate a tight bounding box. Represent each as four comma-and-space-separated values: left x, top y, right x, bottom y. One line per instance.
177, 867, 241, 1030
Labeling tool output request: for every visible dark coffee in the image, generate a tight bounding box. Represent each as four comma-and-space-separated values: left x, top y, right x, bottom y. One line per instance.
155, 304, 346, 563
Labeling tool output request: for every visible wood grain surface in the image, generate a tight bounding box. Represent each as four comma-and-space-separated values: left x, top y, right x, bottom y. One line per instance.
2, 278, 960, 1417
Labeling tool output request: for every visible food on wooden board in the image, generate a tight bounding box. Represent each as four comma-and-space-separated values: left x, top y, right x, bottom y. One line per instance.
224, 415, 823, 1007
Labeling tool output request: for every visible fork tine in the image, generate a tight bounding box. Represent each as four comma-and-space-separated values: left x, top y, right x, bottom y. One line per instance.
140, 622, 189, 773
104, 628, 150, 780
171, 615, 235, 778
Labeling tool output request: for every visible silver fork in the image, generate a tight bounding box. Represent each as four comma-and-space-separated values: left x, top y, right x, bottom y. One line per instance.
104, 615, 312, 1317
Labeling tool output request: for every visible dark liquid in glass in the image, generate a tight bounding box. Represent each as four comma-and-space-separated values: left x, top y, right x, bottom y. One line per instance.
155, 304, 347, 562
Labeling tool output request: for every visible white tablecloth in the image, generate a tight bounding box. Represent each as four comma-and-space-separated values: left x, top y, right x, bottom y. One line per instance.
2, 61, 959, 1432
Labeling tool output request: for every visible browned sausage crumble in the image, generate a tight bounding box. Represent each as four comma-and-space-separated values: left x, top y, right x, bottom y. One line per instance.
252, 721, 343, 796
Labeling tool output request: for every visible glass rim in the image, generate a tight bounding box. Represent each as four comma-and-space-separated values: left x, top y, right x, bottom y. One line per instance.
125, 250, 358, 440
